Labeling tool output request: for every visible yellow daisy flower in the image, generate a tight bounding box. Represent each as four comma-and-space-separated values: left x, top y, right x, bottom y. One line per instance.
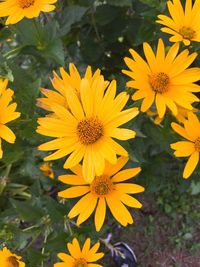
171, 112, 200, 179
122, 38, 200, 118
54, 238, 104, 267
37, 76, 139, 182
58, 157, 144, 231
37, 64, 108, 112
0, 0, 57, 25
40, 162, 54, 179
0, 79, 21, 159
156, 0, 200, 46
0, 247, 25, 267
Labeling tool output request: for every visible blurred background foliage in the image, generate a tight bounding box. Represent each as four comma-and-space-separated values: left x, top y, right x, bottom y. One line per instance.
0, 0, 199, 266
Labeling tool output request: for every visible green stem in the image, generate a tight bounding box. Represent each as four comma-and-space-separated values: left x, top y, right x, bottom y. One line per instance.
4, 164, 12, 177
41, 230, 49, 267
4, 45, 25, 59
91, 7, 101, 42
65, 218, 73, 236
33, 18, 41, 42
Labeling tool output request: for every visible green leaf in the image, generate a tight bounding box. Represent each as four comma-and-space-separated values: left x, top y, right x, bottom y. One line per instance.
107, 0, 132, 7
10, 199, 44, 222
42, 196, 65, 223
41, 38, 64, 65
0, 57, 13, 81
15, 19, 64, 65
95, 5, 120, 26
9, 65, 41, 115
59, 5, 88, 35
190, 181, 200, 195
2, 142, 24, 165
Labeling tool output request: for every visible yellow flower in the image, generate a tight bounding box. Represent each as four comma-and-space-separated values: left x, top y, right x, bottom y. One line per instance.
122, 38, 200, 118
171, 112, 200, 179
37, 64, 108, 112
156, 0, 200, 46
0, 79, 21, 159
58, 157, 144, 231
37, 75, 139, 182
0, 247, 25, 267
40, 162, 54, 179
54, 238, 104, 267
0, 0, 57, 25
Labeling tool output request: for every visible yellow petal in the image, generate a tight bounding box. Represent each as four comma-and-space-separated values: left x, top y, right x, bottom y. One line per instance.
58, 186, 90, 198
95, 198, 106, 232
58, 174, 87, 185
143, 42, 158, 73
104, 156, 128, 176
64, 145, 86, 169
82, 238, 91, 257
106, 192, 133, 226
82, 148, 95, 182
119, 193, 142, 208
141, 92, 155, 112
112, 167, 141, 182
66, 89, 85, 120
109, 128, 136, 140
155, 93, 166, 118
67, 239, 81, 259
57, 253, 74, 264
68, 193, 93, 218
0, 124, 16, 143
77, 197, 97, 225
171, 122, 192, 141
0, 139, 3, 159
171, 141, 195, 157
80, 79, 93, 117
183, 151, 199, 179
115, 183, 145, 194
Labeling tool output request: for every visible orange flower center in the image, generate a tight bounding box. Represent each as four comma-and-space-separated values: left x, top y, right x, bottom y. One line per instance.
149, 72, 170, 94
6, 256, 19, 267
18, 0, 35, 8
179, 26, 196, 40
77, 117, 103, 145
91, 175, 113, 196
194, 137, 200, 152
73, 258, 88, 267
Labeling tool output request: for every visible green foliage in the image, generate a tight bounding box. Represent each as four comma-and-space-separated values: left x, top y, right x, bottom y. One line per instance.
0, 0, 199, 266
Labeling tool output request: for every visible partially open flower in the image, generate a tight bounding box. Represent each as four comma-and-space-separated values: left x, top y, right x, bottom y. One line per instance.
0, 247, 25, 267
54, 238, 104, 267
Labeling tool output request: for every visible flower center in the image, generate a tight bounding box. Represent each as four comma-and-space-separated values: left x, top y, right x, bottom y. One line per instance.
179, 26, 196, 40
91, 175, 113, 196
194, 137, 200, 152
149, 72, 170, 94
73, 258, 88, 267
77, 117, 103, 145
7, 256, 19, 267
18, 0, 35, 8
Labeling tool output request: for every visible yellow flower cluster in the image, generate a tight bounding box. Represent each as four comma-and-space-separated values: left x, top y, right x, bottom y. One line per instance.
1, 0, 200, 265
37, 64, 144, 231
122, 0, 200, 179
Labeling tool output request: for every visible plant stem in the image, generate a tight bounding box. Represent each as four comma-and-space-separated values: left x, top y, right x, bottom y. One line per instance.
4, 164, 12, 177
41, 229, 49, 267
